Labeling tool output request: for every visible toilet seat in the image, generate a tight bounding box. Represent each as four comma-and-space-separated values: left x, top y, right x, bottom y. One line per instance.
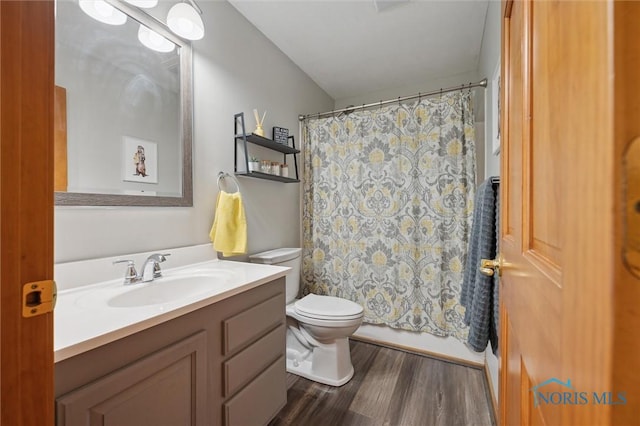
294, 294, 363, 321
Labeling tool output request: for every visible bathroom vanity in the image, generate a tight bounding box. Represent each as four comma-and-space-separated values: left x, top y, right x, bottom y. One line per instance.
54, 251, 288, 426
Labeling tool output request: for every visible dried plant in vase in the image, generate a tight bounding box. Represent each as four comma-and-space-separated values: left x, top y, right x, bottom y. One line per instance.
253, 109, 266, 137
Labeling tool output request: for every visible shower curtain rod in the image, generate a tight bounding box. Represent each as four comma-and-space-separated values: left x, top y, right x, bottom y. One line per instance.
298, 78, 487, 121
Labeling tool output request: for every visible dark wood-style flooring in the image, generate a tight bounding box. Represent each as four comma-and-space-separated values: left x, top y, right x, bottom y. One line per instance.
269, 340, 495, 426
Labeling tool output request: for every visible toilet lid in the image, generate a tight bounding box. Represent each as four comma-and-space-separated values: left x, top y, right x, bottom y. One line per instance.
294, 294, 364, 320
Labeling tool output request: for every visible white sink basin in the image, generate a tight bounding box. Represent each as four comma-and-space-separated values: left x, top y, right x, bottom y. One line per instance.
107, 274, 224, 308
74, 272, 231, 309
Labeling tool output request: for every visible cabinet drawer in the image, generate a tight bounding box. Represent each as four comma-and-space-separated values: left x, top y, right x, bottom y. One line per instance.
223, 356, 286, 426
223, 324, 284, 398
222, 294, 282, 356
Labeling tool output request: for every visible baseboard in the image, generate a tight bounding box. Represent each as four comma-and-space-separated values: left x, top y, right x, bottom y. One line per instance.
352, 323, 485, 366
484, 360, 499, 422
351, 334, 484, 368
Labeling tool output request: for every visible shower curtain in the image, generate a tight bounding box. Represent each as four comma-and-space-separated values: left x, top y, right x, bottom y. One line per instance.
302, 91, 476, 339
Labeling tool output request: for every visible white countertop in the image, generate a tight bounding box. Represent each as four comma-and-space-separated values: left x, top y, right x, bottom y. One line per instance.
55, 259, 289, 362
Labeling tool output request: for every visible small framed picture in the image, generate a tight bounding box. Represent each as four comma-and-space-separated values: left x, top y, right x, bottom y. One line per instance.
272, 126, 289, 145
122, 136, 158, 184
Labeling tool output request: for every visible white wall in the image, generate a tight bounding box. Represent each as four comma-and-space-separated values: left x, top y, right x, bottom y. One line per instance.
478, 0, 502, 406
54, 1, 333, 263
334, 70, 479, 110
479, 0, 501, 179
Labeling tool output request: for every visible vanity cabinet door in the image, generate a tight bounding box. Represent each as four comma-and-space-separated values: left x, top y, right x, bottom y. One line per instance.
56, 331, 207, 426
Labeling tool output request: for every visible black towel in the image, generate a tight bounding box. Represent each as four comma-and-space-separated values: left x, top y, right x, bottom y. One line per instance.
460, 177, 499, 353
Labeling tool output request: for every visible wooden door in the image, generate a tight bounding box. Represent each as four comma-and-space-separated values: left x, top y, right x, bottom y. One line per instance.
0, 1, 55, 425
500, 0, 639, 425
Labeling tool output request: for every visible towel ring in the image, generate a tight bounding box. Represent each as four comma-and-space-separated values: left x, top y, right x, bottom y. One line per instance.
217, 172, 240, 193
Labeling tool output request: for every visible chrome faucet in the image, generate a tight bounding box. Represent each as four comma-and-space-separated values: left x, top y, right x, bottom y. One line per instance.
141, 253, 171, 282
113, 253, 171, 285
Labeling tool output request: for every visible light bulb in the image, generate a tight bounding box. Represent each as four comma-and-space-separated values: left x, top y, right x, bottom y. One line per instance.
78, 0, 127, 25
123, 0, 158, 8
94, 1, 112, 16
177, 18, 194, 34
167, 3, 204, 40
138, 24, 176, 53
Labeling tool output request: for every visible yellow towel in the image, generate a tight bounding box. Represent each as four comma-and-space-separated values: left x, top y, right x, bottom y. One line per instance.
209, 191, 247, 257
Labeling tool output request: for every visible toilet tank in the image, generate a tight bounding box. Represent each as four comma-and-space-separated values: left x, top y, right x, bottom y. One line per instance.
249, 248, 301, 304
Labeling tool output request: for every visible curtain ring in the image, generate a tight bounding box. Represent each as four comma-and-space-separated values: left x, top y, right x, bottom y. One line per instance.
379, 100, 383, 109
418, 92, 421, 102
398, 96, 401, 106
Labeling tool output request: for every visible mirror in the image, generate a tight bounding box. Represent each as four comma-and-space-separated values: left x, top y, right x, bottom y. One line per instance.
55, 0, 192, 206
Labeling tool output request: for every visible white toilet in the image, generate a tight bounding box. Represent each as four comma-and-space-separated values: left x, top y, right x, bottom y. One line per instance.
249, 248, 364, 386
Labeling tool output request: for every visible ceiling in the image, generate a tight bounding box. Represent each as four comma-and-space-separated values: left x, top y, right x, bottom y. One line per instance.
228, 0, 490, 101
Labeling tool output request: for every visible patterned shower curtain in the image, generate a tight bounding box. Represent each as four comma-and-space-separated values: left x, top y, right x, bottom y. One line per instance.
302, 91, 476, 339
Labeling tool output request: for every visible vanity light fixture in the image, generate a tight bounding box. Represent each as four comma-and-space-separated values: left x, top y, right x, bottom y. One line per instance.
167, 1, 204, 41
137, 24, 175, 53
79, 0, 205, 41
78, 0, 127, 25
